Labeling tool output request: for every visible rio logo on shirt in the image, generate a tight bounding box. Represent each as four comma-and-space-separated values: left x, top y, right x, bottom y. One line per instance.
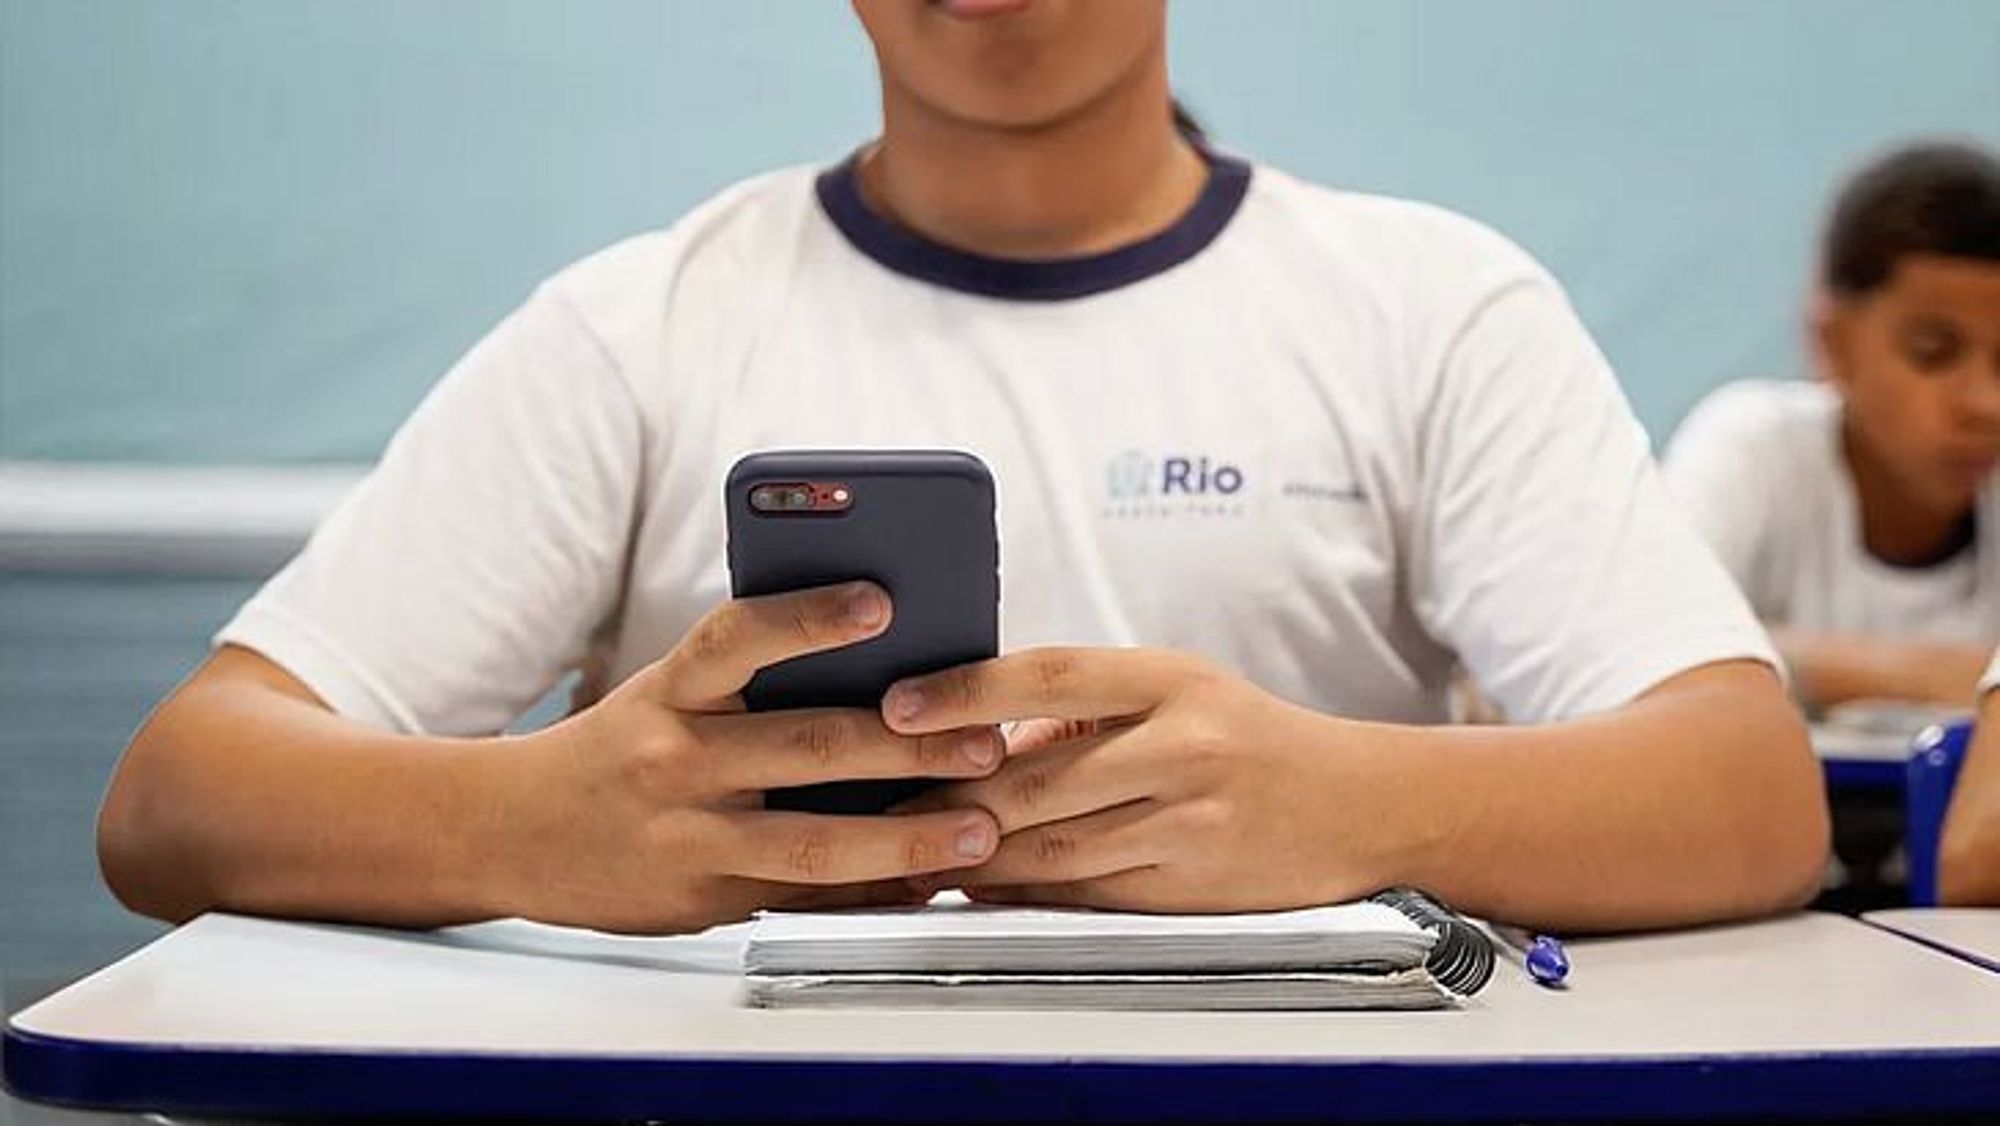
1104, 450, 1246, 518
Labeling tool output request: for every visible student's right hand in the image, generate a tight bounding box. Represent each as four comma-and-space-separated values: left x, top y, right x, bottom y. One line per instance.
491, 582, 1003, 934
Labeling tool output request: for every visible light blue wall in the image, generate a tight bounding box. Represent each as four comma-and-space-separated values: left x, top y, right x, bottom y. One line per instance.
4, 0, 1997, 461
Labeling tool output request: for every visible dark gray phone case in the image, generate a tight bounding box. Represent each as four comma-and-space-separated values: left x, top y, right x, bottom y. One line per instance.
725, 450, 1000, 814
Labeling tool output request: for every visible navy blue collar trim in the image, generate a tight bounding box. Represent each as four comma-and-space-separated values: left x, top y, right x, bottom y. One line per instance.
816, 149, 1252, 302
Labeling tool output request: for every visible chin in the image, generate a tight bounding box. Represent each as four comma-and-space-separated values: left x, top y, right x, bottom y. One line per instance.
899, 70, 1099, 131
948, 95, 1091, 131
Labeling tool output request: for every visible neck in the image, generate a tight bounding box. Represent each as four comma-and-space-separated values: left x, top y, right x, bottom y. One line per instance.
1842, 418, 1975, 567
859, 51, 1206, 260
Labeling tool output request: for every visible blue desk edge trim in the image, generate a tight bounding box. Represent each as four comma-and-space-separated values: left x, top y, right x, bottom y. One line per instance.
7, 1024, 1999, 1122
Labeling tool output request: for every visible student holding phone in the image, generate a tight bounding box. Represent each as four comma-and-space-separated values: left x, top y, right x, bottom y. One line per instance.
100, 0, 1826, 935
1663, 142, 2000, 712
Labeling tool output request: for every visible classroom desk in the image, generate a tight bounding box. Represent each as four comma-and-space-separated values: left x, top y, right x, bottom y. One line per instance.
1865, 907, 2000, 972
6, 911, 1998, 1122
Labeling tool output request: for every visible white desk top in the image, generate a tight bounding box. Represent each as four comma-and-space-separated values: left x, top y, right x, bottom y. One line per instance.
12, 910, 1999, 1062
1866, 907, 2000, 971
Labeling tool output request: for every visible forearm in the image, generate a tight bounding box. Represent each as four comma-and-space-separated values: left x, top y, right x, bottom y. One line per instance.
1350, 662, 1827, 932
99, 651, 527, 928
1939, 694, 2000, 906
1776, 630, 1990, 710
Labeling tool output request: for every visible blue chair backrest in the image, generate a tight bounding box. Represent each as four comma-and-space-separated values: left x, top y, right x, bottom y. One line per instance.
1906, 720, 1975, 907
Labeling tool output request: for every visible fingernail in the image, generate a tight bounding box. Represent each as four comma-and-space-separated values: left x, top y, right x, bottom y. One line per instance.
954, 819, 995, 860
961, 729, 1000, 769
844, 585, 886, 629
886, 683, 925, 724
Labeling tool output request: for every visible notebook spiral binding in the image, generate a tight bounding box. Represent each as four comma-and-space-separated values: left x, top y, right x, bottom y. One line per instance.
1372, 887, 1496, 996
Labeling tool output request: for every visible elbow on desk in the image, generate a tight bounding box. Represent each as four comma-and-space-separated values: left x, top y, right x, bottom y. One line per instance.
1720, 704, 1831, 921
1770, 739, 1833, 914
1730, 810, 1829, 922
1937, 814, 2000, 907
1761, 824, 1832, 915
1935, 712, 2000, 907
97, 704, 212, 926
1670, 660, 1831, 922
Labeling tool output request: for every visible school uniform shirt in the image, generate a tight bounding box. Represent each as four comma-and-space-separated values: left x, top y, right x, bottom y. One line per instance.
217, 151, 1773, 736
1663, 379, 2000, 644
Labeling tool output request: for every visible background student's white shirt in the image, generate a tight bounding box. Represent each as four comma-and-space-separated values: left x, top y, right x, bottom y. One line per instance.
1984, 649, 2000, 697
1663, 379, 2000, 646
217, 157, 1772, 737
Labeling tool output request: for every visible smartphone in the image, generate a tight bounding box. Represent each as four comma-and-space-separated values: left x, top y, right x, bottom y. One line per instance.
725, 450, 1000, 814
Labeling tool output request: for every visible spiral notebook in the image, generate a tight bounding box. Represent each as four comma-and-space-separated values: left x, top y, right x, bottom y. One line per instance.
743, 888, 1494, 1011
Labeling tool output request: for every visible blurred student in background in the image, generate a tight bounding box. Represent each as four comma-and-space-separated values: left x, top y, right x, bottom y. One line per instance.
1940, 650, 2000, 903
1665, 142, 2000, 713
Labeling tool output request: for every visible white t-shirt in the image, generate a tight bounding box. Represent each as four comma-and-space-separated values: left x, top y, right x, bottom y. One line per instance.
218, 153, 1773, 736
1663, 379, 1999, 644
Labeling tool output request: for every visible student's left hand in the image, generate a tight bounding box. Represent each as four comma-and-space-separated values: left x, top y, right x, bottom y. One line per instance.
885, 648, 1411, 911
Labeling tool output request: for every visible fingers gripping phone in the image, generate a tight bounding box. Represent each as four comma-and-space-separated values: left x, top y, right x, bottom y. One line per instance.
725, 450, 1000, 814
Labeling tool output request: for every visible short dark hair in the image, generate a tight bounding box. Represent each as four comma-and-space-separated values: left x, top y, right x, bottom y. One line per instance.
1821, 140, 2000, 297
